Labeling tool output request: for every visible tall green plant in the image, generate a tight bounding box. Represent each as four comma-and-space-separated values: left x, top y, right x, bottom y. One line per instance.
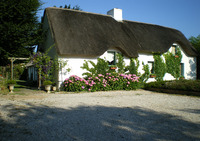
164, 48, 182, 79
140, 62, 150, 83
116, 53, 125, 73
127, 58, 140, 75
81, 58, 109, 77
153, 54, 166, 81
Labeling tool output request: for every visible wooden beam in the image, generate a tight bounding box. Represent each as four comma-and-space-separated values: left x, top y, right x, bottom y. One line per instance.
8, 57, 29, 80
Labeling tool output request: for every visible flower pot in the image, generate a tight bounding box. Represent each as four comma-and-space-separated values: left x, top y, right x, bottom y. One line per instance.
110, 67, 117, 70
150, 75, 156, 78
52, 86, 56, 91
45, 85, 51, 93
8, 84, 15, 93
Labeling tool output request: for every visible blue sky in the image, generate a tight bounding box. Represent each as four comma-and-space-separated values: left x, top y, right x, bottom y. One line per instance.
38, 0, 200, 38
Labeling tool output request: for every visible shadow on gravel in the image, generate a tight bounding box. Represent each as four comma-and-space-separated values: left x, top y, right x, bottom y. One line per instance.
0, 104, 200, 141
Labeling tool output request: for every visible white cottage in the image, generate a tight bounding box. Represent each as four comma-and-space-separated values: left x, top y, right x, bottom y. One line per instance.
39, 7, 197, 87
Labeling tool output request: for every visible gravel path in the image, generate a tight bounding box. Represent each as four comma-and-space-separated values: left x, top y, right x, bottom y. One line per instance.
0, 89, 200, 141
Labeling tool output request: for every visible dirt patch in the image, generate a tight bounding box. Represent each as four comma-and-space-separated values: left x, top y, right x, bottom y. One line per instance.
0, 89, 200, 141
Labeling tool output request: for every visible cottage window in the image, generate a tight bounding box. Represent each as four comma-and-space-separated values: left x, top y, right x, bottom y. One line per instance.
107, 51, 116, 65
148, 61, 154, 74
180, 63, 184, 76
171, 45, 177, 55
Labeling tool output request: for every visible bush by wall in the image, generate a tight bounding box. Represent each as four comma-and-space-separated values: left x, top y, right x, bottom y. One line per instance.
62, 73, 140, 92
144, 80, 200, 93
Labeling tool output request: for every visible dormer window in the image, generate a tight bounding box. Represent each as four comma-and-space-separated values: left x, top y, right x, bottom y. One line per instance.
171, 45, 177, 55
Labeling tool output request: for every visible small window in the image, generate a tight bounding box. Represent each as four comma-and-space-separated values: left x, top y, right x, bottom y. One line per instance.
180, 63, 184, 76
171, 45, 177, 55
148, 61, 154, 74
107, 51, 116, 65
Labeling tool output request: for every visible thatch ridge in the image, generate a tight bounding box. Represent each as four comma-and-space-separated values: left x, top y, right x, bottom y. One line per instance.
43, 7, 197, 57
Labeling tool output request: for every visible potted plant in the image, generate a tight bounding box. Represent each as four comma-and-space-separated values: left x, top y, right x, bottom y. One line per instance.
179, 75, 185, 80
43, 80, 52, 93
7, 80, 16, 93
110, 65, 117, 70
175, 55, 179, 58
150, 74, 156, 78
52, 82, 57, 91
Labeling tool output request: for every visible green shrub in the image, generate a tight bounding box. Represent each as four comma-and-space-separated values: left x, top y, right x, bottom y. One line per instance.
62, 73, 140, 92
43, 80, 52, 86
144, 80, 200, 92
6, 80, 17, 85
13, 64, 25, 80
81, 58, 109, 77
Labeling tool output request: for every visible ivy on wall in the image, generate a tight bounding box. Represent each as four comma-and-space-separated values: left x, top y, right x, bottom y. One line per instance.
128, 58, 140, 75
153, 54, 166, 81
164, 47, 182, 79
116, 53, 126, 73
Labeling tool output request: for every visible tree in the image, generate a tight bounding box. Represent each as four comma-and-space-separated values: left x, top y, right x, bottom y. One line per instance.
189, 35, 200, 54
54, 4, 82, 11
189, 35, 200, 79
64, 4, 82, 10
0, 0, 43, 66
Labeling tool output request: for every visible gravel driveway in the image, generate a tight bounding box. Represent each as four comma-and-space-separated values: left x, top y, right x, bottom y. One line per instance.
0, 89, 200, 141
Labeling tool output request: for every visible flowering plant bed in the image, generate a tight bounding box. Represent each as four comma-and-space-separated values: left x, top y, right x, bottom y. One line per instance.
62, 73, 140, 92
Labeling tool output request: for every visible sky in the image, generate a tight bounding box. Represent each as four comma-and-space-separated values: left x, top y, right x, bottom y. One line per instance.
37, 0, 200, 39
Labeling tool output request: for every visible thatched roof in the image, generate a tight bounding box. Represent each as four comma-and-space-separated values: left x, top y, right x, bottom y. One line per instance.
43, 7, 197, 57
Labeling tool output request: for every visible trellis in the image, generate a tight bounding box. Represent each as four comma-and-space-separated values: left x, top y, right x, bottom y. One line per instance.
8, 57, 29, 80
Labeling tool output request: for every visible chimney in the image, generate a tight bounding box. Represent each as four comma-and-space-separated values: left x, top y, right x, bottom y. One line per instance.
107, 8, 123, 21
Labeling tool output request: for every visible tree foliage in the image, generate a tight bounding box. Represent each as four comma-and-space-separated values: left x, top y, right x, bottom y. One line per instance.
54, 4, 82, 11
0, 0, 43, 65
189, 35, 200, 54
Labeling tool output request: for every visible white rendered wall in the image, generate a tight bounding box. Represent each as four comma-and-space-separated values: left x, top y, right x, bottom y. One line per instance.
58, 46, 196, 86
58, 56, 98, 86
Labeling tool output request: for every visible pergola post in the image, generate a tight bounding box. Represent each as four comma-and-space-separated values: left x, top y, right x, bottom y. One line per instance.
8, 57, 29, 80
8, 57, 16, 80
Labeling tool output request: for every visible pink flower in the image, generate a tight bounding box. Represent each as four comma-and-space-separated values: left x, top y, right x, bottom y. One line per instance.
81, 86, 85, 89
127, 81, 130, 84
88, 88, 91, 91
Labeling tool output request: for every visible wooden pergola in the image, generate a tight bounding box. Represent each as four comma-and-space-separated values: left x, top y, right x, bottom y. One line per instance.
8, 57, 29, 80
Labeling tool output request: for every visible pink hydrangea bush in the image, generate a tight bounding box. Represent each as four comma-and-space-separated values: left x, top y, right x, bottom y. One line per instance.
63, 73, 140, 92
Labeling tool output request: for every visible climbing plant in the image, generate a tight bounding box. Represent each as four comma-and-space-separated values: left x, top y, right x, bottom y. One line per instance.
81, 58, 109, 77
140, 62, 150, 83
153, 54, 166, 81
127, 58, 140, 75
164, 47, 182, 79
116, 53, 126, 73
